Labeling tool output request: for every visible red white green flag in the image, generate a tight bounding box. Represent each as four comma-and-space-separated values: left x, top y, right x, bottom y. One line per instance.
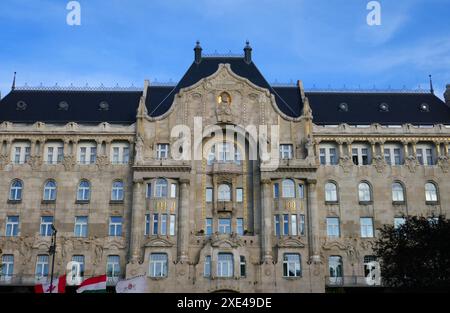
76, 275, 107, 293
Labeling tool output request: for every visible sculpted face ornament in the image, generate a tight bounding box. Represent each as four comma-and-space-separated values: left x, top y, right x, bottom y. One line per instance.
216, 92, 232, 122
218, 92, 231, 105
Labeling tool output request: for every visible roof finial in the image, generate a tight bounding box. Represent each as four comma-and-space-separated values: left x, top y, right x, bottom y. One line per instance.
194, 40, 202, 64
11, 72, 16, 91
244, 40, 252, 64
429, 74, 434, 94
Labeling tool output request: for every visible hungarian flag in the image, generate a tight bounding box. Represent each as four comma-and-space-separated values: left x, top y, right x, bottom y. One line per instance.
35, 275, 66, 293
76, 275, 107, 293
115, 275, 147, 293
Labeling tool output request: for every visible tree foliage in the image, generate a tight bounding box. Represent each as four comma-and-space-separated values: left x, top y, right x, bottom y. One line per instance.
374, 215, 450, 289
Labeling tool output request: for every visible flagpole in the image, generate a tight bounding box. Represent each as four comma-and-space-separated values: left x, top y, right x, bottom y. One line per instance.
49, 225, 57, 293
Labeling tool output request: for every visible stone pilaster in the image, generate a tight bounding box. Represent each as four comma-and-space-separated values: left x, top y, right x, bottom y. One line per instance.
130, 180, 145, 263
177, 179, 190, 262
261, 178, 273, 263
307, 179, 320, 263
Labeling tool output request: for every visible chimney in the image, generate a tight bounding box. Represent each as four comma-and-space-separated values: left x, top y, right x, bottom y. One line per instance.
244, 41, 252, 64
194, 41, 202, 64
445, 84, 450, 106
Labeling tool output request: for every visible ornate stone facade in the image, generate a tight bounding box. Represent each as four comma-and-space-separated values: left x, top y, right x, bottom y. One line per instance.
1, 46, 449, 293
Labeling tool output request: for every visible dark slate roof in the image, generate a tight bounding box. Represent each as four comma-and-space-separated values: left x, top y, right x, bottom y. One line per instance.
1, 56, 449, 125
306, 90, 450, 125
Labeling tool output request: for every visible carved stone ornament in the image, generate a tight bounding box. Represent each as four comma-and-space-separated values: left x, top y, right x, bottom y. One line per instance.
216, 92, 232, 123
62, 155, 76, 171
134, 134, 144, 165
405, 155, 418, 173
96, 155, 109, 170
373, 155, 386, 173
437, 156, 449, 173
28, 155, 42, 170
0, 154, 8, 170
339, 155, 353, 173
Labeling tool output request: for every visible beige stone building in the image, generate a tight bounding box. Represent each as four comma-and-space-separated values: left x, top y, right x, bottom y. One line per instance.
1, 43, 450, 293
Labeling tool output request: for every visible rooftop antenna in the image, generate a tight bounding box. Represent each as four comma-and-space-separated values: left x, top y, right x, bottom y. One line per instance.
11, 72, 16, 90
429, 74, 434, 94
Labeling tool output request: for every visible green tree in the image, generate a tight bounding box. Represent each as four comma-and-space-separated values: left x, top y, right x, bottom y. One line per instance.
374, 215, 450, 289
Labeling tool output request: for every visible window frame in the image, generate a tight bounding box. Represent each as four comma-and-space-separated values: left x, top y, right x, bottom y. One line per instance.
149, 253, 168, 278
43, 180, 57, 201
325, 182, 338, 203
282, 253, 301, 278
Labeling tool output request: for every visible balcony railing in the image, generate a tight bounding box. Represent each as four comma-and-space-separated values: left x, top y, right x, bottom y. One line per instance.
325, 276, 383, 287
0, 275, 124, 287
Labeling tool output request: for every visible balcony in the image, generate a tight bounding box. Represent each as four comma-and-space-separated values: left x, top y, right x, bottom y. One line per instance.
325, 276, 383, 287
217, 202, 233, 213
211, 162, 242, 174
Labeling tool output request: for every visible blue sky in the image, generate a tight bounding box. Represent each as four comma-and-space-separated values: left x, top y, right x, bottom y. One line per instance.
0, 0, 449, 99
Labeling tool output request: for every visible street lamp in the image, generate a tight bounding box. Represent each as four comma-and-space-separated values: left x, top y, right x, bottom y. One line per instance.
48, 224, 57, 293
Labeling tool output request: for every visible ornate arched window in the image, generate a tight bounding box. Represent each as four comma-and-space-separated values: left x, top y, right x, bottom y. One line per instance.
282, 179, 295, 198
77, 180, 91, 201
9, 179, 23, 201
392, 182, 405, 202
111, 180, 124, 201
325, 182, 338, 202
358, 182, 372, 202
218, 184, 231, 202
43, 180, 57, 201
425, 182, 438, 202
155, 179, 168, 198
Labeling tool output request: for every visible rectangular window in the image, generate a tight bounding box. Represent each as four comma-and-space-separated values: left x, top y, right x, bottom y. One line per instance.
206, 188, 213, 203
217, 253, 233, 278
1, 255, 14, 280
14, 147, 21, 164
273, 183, 279, 198
352, 148, 359, 165
74, 216, 88, 237
426, 149, 433, 165
298, 184, 304, 199
236, 188, 243, 203
274, 215, 280, 236
394, 148, 401, 165
394, 217, 406, 229
47, 147, 54, 164
299, 214, 305, 236
80, 147, 87, 164
57, 147, 64, 163
360, 217, 374, 238
170, 184, 177, 198
145, 214, 150, 235
240, 256, 246, 277
329, 148, 337, 165
149, 253, 168, 278
280, 144, 293, 160
319, 148, 326, 165
329, 256, 343, 283
384, 148, 392, 165
156, 144, 169, 159
40, 216, 54, 237
283, 214, 289, 236
218, 218, 231, 234
123, 147, 130, 164
327, 217, 340, 238
5, 216, 19, 237
107, 255, 120, 280
417, 149, 424, 165
112, 147, 120, 164
204, 256, 211, 277
161, 214, 167, 235
109, 216, 123, 237
152, 214, 159, 235
35, 255, 49, 280
24, 146, 31, 162
205, 218, 213, 236
72, 255, 85, 278
283, 254, 301, 277
169, 214, 176, 236
146, 183, 152, 198
291, 215, 298, 236
361, 148, 369, 165
236, 218, 244, 236
90, 147, 97, 164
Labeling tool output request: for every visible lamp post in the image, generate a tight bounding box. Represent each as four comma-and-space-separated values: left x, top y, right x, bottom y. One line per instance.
48, 225, 57, 293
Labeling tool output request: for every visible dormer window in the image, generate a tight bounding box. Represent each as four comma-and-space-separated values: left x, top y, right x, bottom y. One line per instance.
338, 103, 348, 112
379, 103, 389, 112
16, 101, 27, 111
419, 103, 429, 112
58, 101, 69, 111
99, 101, 109, 111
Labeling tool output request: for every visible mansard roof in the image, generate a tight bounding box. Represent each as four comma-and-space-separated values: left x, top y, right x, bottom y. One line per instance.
1, 56, 449, 125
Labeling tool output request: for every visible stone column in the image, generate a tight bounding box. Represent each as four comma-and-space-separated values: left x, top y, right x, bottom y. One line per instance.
178, 179, 190, 262
261, 178, 273, 263
402, 141, 409, 158
445, 143, 449, 157
130, 180, 145, 263
307, 179, 320, 263
435, 142, 441, 157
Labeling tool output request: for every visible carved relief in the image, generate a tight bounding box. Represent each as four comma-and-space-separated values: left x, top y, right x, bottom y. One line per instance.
0, 154, 8, 170
62, 155, 76, 171
134, 134, 144, 165
339, 155, 353, 173
96, 154, 109, 170
437, 156, 449, 173
373, 155, 386, 173
405, 156, 418, 173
